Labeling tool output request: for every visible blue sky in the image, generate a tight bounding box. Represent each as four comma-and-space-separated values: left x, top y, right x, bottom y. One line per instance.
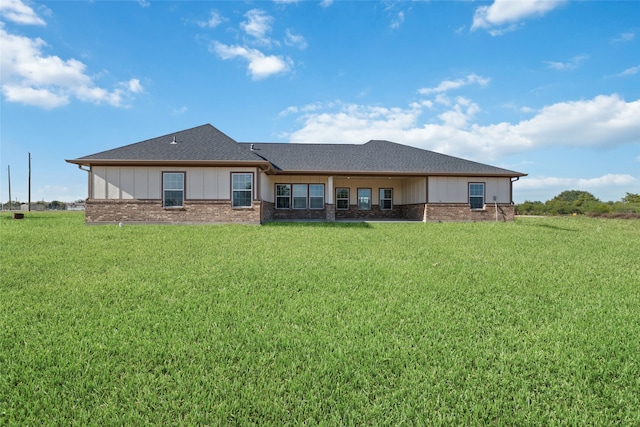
1, 0, 638, 204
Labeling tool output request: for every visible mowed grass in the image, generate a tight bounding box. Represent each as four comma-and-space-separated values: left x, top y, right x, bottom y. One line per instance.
1, 213, 639, 425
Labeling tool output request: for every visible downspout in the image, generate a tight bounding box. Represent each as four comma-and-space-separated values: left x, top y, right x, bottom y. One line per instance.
510, 176, 520, 204
77, 164, 91, 200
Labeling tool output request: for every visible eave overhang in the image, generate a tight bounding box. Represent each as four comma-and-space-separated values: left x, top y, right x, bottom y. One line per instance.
65, 159, 274, 171
264, 169, 528, 178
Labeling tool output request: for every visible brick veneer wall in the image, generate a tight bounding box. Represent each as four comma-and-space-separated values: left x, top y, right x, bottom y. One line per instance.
425, 203, 515, 222
85, 199, 261, 224
335, 204, 427, 220
262, 201, 337, 221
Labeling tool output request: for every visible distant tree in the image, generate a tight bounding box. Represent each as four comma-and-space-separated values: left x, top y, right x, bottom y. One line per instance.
551, 190, 599, 204
516, 190, 640, 216
621, 192, 640, 204
516, 200, 545, 215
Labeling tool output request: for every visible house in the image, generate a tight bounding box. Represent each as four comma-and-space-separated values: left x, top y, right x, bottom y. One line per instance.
66, 124, 526, 224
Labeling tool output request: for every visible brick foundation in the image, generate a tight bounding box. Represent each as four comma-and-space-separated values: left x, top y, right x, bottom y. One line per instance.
335, 204, 425, 220
425, 203, 515, 222
84, 199, 515, 224
262, 201, 327, 221
85, 199, 261, 224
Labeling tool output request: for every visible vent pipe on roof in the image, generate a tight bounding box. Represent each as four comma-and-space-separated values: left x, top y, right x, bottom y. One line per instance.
170, 136, 177, 145
250, 144, 254, 151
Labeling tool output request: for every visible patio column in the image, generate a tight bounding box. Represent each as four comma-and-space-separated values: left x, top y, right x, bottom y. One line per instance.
326, 176, 335, 221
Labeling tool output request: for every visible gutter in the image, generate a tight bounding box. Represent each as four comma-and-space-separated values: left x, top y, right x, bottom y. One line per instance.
65, 159, 273, 171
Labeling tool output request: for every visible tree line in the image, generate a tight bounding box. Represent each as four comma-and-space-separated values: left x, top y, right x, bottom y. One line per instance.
516, 191, 640, 217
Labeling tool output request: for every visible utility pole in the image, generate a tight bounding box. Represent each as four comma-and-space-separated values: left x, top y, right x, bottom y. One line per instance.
28, 152, 31, 212
7, 165, 11, 211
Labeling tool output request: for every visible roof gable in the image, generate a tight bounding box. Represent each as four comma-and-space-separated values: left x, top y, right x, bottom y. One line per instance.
73, 124, 261, 163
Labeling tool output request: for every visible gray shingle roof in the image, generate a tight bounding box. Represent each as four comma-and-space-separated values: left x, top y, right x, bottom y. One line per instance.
72, 124, 261, 162
243, 140, 525, 176
68, 124, 525, 177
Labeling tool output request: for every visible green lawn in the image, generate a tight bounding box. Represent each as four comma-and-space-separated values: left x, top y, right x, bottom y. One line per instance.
1, 212, 639, 425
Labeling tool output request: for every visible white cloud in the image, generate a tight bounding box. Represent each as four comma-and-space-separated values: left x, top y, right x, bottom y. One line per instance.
391, 11, 405, 30
199, 10, 225, 29
0, 27, 143, 109
210, 41, 290, 80
618, 66, 639, 77
241, 9, 273, 45
284, 93, 640, 162
545, 54, 588, 71
0, 0, 45, 26
285, 29, 307, 50
611, 31, 635, 43
418, 74, 490, 95
2, 84, 67, 108
472, 0, 565, 35
127, 78, 143, 93
172, 105, 188, 115
320, 0, 333, 8
511, 95, 640, 149
519, 174, 638, 190
517, 174, 638, 202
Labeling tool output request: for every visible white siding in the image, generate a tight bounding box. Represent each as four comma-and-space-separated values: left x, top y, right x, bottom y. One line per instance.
120, 167, 135, 199
428, 177, 512, 204
89, 166, 256, 201
92, 166, 107, 199
261, 173, 274, 202
106, 168, 120, 199
401, 178, 427, 204
189, 168, 205, 199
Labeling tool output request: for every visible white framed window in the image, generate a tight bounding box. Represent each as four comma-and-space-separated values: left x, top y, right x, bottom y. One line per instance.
292, 184, 307, 209
469, 182, 485, 210
379, 188, 392, 210
358, 188, 371, 210
336, 188, 349, 210
163, 172, 184, 208
276, 184, 291, 209
232, 173, 253, 208
309, 184, 325, 209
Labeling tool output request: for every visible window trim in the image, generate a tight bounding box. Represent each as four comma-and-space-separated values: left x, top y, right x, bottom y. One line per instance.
336, 187, 350, 210
379, 188, 393, 210
309, 184, 325, 210
469, 182, 485, 210
275, 184, 291, 209
357, 188, 372, 210
162, 171, 185, 208
231, 172, 254, 208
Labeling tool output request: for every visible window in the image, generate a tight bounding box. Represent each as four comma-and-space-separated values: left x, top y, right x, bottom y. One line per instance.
358, 188, 371, 210
232, 173, 253, 207
163, 172, 184, 208
292, 184, 307, 209
336, 188, 349, 210
380, 188, 392, 210
469, 183, 485, 210
309, 184, 325, 209
276, 184, 291, 209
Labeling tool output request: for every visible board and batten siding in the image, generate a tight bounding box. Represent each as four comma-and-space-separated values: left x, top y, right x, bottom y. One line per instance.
428, 177, 512, 204
91, 166, 257, 200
